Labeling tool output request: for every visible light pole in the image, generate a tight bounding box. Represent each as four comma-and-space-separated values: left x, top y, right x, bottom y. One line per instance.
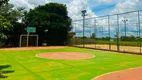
81, 10, 87, 47
122, 19, 128, 36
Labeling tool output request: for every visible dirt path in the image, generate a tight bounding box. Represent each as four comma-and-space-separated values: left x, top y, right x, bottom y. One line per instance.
0, 46, 65, 50
92, 67, 142, 80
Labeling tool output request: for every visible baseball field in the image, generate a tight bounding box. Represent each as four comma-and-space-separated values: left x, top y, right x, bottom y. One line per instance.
0, 46, 142, 80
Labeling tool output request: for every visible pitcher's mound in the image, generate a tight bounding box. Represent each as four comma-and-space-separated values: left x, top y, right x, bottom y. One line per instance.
36, 52, 94, 60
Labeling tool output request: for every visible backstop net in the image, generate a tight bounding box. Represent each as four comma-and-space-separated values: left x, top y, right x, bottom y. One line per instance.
71, 10, 142, 53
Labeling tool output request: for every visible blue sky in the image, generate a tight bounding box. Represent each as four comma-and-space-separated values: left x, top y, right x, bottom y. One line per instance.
92, 3, 116, 16
9, 0, 142, 20
9, 0, 142, 37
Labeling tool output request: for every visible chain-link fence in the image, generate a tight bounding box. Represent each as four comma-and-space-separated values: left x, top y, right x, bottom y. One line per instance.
71, 10, 142, 53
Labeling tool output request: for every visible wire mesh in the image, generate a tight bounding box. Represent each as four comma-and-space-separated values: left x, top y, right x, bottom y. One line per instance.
71, 10, 142, 53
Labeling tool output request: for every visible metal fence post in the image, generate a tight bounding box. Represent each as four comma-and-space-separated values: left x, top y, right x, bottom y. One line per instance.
94, 18, 97, 48
117, 14, 120, 51
138, 11, 141, 53
82, 10, 87, 48
19, 35, 22, 47
83, 18, 85, 47
37, 35, 39, 47
75, 23, 76, 46
108, 15, 111, 50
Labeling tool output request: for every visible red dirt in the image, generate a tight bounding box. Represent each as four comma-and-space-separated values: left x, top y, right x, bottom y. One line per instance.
0, 46, 65, 50
36, 52, 94, 60
92, 67, 142, 80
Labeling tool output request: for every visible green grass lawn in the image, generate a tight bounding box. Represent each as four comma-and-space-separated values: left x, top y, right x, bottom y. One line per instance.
1, 47, 142, 80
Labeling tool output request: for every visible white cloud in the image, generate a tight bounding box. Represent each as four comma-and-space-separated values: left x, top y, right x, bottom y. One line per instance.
111, 0, 138, 14
99, 0, 113, 3
9, 0, 98, 37
9, 0, 97, 21
9, 0, 49, 10
67, 0, 97, 20
27, 0, 49, 6
67, 0, 97, 35
10, 0, 33, 10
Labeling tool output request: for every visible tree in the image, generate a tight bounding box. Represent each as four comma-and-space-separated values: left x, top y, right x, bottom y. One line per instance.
104, 36, 111, 41
0, 0, 8, 6
81, 36, 87, 39
0, 0, 25, 47
120, 35, 137, 41
24, 3, 72, 45
0, 0, 12, 46
91, 33, 96, 39
0, 15, 12, 42
0, 3, 25, 23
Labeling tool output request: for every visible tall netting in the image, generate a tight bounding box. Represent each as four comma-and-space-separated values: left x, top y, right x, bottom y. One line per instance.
118, 12, 140, 53
84, 18, 95, 48
95, 16, 110, 50
71, 10, 142, 54
109, 15, 118, 51
72, 20, 83, 47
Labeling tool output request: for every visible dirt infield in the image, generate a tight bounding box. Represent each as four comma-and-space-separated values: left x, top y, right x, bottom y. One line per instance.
92, 67, 142, 80
36, 52, 95, 60
0, 46, 65, 50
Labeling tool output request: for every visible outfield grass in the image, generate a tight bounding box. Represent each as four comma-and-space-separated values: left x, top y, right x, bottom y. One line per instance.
1, 47, 142, 80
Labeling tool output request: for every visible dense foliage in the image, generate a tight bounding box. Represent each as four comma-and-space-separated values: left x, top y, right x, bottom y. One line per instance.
0, 0, 25, 47
0, 0, 12, 46
91, 33, 96, 39
0, 15, 12, 40
120, 36, 140, 41
24, 3, 72, 45
0, 0, 8, 6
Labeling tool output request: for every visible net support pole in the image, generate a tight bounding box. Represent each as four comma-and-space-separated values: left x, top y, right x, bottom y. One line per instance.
27, 33, 30, 47
83, 16, 85, 47
74, 23, 76, 46
108, 15, 111, 50
36, 35, 39, 47
94, 18, 97, 48
117, 14, 120, 51
138, 11, 141, 53
19, 35, 22, 47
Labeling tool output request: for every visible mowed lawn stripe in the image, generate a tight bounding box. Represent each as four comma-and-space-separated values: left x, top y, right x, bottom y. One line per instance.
0, 50, 69, 80
1, 51, 46, 80
1, 47, 142, 80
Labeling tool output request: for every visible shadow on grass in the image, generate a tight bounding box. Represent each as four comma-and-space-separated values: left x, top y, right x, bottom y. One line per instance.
0, 65, 14, 78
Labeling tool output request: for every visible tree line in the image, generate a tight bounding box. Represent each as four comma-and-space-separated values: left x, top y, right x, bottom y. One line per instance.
82, 33, 141, 42
0, 0, 72, 47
